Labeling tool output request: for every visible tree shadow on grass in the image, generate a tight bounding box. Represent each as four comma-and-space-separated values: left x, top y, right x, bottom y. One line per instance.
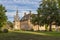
0, 32, 60, 40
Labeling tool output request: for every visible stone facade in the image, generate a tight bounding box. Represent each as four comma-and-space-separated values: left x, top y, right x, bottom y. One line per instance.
20, 11, 33, 30
13, 10, 36, 30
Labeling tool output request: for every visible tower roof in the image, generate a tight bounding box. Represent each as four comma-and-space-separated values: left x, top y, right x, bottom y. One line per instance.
14, 9, 20, 22
16, 9, 18, 16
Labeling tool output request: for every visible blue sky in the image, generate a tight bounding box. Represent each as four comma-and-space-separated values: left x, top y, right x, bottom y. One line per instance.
0, 0, 41, 22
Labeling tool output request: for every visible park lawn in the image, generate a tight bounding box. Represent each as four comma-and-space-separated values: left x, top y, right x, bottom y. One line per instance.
0, 31, 60, 40
36, 31, 60, 36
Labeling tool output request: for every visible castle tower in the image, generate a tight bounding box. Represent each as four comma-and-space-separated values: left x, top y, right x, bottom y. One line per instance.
13, 10, 20, 30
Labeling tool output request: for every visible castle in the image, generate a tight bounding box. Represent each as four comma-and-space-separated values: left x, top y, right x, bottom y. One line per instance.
13, 10, 46, 31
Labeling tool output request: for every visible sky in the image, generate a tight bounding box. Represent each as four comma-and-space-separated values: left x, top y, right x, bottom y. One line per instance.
0, 0, 41, 22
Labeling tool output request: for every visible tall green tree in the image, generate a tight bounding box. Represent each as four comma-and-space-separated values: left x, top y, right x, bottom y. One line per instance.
37, 0, 60, 31
0, 4, 7, 29
31, 0, 60, 31
31, 14, 41, 30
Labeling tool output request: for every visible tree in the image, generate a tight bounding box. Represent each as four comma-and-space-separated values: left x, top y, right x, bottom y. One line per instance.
30, 14, 41, 31
37, 0, 60, 31
31, 0, 60, 31
0, 4, 7, 30
7, 21, 13, 29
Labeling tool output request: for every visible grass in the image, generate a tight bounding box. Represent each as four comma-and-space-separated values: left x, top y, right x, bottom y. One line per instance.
0, 31, 60, 40
37, 31, 60, 36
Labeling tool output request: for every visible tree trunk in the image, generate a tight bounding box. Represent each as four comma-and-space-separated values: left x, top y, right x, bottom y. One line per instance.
49, 24, 52, 31
38, 25, 39, 31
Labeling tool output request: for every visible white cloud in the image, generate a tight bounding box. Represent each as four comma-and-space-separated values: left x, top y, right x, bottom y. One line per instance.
5, 5, 37, 12
0, 0, 39, 11
0, 0, 40, 22
6, 10, 37, 22
0, 0, 40, 5
13, 0, 40, 4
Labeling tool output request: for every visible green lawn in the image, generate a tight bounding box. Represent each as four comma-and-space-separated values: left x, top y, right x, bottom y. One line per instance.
0, 31, 60, 40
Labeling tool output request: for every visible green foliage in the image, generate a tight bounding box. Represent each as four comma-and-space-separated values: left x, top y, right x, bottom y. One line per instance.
37, 0, 60, 31
31, 14, 38, 25
7, 21, 13, 28
31, 0, 60, 31
45, 24, 48, 31
2, 29, 8, 33
0, 4, 7, 28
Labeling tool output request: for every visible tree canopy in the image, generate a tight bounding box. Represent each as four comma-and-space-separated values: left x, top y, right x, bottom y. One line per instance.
31, 0, 60, 31
0, 4, 7, 29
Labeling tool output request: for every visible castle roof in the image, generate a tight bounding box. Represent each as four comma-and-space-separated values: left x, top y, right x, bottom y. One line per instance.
20, 11, 32, 21
20, 13, 31, 21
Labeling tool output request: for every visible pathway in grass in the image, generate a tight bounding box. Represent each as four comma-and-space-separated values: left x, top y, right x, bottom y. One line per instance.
0, 31, 60, 40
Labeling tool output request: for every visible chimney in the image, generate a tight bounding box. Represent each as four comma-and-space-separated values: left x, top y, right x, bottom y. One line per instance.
29, 11, 32, 15
24, 12, 26, 16
29, 11, 32, 19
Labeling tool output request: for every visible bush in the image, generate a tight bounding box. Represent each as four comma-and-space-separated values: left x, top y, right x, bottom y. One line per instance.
3, 29, 8, 33
0, 30, 2, 33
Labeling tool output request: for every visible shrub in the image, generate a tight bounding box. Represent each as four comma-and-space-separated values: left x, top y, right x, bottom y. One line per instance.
0, 30, 2, 33
3, 29, 8, 33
